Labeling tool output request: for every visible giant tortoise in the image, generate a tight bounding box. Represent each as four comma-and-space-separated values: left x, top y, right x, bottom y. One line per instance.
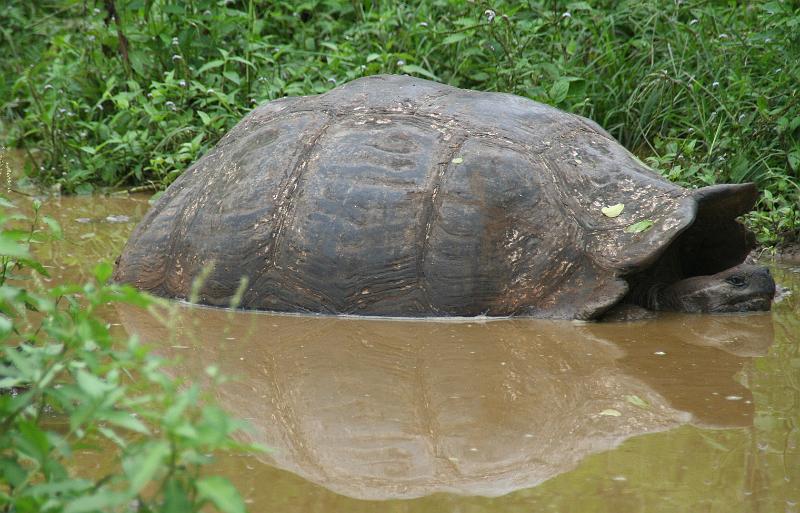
113, 74, 775, 319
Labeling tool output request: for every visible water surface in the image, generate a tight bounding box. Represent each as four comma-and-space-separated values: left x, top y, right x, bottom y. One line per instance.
22, 191, 800, 512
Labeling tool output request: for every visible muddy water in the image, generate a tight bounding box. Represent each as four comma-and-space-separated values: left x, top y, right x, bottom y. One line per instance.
19, 191, 800, 512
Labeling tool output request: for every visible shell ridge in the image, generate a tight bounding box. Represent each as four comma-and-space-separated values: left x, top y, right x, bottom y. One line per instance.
416, 133, 470, 311
260, 114, 336, 271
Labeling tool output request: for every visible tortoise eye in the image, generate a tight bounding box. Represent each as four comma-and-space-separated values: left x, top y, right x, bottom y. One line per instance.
726, 276, 746, 287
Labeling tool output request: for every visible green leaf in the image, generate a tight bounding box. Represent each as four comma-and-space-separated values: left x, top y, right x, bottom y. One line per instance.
17, 421, 51, 463
197, 59, 225, 74
599, 408, 622, 417
442, 33, 468, 45
0, 232, 30, 258
26, 478, 93, 497
64, 491, 128, 513
788, 150, 800, 172
625, 394, 650, 409
624, 220, 654, 233
42, 216, 63, 239
601, 203, 624, 218
196, 476, 247, 513
103, 411, 151, 435
549, 78, 570, 103
17, 257, 50, 277
228, 56, 255, 68
0, 314, 13, 335
75, 369, 112, 399
0, 458, 27, 487
93, 262, 113, 283
223, 71, 241, 85
98, 426, 127, 448
400, 64, 439, 81
366, 53, 381, 63
198, 111, 212, 126
125, 440, 170, 494
163, 478, 192, 513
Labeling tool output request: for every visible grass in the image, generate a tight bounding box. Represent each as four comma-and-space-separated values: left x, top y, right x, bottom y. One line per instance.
0, 0, 798, 245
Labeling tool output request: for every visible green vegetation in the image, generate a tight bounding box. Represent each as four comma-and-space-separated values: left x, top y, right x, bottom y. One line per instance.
1, 4, 797, 509
0, 0, 798, 244
0, 198, 255, 512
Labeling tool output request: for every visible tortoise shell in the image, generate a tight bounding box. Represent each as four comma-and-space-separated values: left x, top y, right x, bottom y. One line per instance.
113, 75, 756, 319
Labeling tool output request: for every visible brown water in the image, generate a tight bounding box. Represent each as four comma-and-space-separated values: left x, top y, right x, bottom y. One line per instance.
15, 189, 800, 512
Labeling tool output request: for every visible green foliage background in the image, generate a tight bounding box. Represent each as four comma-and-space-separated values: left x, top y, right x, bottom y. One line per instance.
1, 0, 798, 244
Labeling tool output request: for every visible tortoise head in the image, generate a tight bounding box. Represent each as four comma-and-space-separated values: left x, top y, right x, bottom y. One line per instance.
620, 183, 777, 316
657, 264, 775, 313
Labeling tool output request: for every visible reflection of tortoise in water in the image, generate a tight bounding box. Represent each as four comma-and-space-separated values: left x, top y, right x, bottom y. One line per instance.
113, 75, 775, 319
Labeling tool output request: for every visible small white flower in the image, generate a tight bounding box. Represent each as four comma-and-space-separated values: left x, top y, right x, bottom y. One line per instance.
764, 37, 772, 43
562, 11, 571, 18
327, 77, 337, 84
712, 81, 720, 87
484, 9, 496, 23
172, 37, 179, 46
179, 80, 187, 87
775, 68, 782, 73
419, 21, 428, 27
172, 54, 182, 61
92, 7, 101, 15
43, 84, 53, 91
396, 59, 406, 66
718, 33, 728, 39
206, 88, 215, 94
689, 18, 699, 25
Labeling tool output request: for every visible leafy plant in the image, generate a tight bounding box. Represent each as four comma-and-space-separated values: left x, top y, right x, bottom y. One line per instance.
0, 197, 256, 513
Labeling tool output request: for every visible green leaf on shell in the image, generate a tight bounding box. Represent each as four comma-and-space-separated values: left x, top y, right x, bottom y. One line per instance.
601, 203, 624, 218
599, 409, 622, 417
625, 394, 650, 409
624, 220, 654, 233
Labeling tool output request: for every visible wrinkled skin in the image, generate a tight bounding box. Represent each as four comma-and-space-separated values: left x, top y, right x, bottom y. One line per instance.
654, 264, 776, 313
